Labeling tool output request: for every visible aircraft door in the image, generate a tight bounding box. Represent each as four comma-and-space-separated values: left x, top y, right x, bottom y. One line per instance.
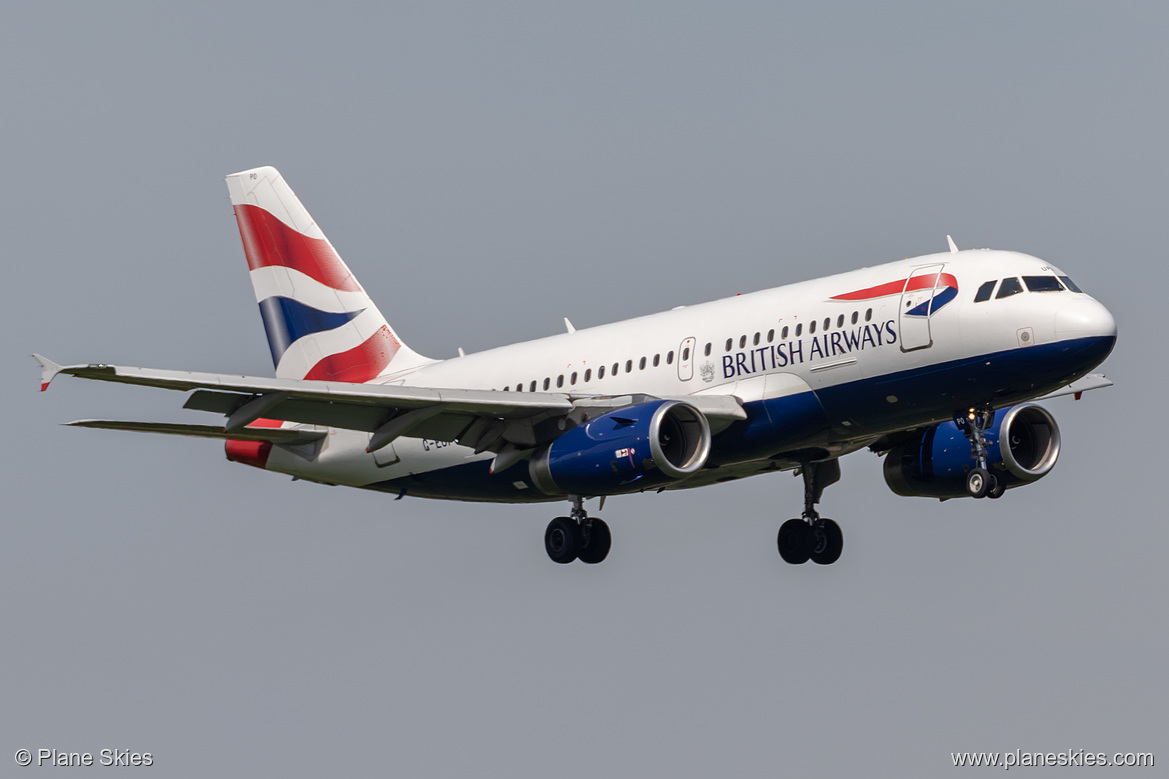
677, 337, 696, 381
899, 264, 945, 352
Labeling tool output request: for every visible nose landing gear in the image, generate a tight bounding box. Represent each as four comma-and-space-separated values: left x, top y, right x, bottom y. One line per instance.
544, 495, 612, 565
957, 407, 1004, 499
777, 459, 844, 565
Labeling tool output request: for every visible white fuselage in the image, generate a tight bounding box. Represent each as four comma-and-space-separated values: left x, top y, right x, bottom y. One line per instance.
260, 248, 1116, 501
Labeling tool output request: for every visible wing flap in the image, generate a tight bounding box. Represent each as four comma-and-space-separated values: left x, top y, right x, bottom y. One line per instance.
185, 390, 389, 431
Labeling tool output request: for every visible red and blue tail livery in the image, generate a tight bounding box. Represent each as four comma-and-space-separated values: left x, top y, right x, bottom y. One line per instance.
37, 166, 1117, 568
226, 167, 429, 382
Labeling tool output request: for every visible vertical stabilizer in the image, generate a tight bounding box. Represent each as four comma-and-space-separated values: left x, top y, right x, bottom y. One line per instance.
225, 166, 431, 381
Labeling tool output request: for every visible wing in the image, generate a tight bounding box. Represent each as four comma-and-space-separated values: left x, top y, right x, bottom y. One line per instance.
34, 355, 747, 462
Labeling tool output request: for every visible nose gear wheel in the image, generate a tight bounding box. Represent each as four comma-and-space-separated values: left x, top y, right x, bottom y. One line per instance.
957, 407, 1001, 499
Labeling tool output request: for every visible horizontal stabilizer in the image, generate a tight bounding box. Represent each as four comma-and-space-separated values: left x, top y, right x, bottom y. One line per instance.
66, 420, 326, 444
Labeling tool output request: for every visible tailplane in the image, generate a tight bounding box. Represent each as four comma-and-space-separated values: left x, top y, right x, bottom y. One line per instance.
225, 166, 431, 382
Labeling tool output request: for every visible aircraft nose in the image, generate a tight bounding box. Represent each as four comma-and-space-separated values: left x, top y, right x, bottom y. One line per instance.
1055, 297, 1117, 342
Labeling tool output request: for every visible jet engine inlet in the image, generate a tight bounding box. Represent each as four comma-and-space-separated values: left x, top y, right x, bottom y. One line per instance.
529, 399, 712, 496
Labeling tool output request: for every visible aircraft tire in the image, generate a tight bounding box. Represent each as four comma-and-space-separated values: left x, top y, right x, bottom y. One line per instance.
966, 468, 991, 499
810, 518, 843, 565
545, 517, 580, 564
986, 473, 1006, 499
578, 518, 611, 564
777, 519, 813, 564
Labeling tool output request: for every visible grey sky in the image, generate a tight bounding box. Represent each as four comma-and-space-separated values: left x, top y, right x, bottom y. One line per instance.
4, 2, 1164, 776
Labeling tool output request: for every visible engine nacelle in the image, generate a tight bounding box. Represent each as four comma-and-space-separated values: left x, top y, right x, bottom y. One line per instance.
529, 400, 711, 496
883, 403, 1061, 499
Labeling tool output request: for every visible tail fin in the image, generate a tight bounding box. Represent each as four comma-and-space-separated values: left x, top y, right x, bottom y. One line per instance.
225, 166, 431, 382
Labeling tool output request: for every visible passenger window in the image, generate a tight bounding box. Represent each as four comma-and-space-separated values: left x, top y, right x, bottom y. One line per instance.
652, 354, 660, 367
739, 335, 747, 348
823, 317, 830, 330
584, 369, 591, 382
612, 363, 619, 375
556, 375, 563, 388
996, 277, 1024, 299
725, 338, 732, 352
796, 323, 803, 337
682, 347, 690, 360
851, 312, 858, 325
704, 343, 711, 356
667, 351, 674, 364
767, 329, 774, 343
810, 320, 817, 334
753, 332, 760, 346
570, 372, 577, 385
626, 360, 633, 372
638, 357, 646, 370
781, 326, 789, 339
502, 386, 509, 392
542, 378, 550, 390
865, 308, 872, 322
1023, 276, 1064, 292
1059, 275, 1083, 293
529, 381, 537, 392
974, 280, 996, 302
598, 365, 606, 379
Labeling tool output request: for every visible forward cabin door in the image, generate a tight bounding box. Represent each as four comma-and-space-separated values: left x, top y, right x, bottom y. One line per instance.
899, 264, 945, 352
677, 337, 696, 381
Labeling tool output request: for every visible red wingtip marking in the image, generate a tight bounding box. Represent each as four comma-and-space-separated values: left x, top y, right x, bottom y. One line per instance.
233, 204, 362, 292
303, 325, 400, 383
40, 382, 49, 392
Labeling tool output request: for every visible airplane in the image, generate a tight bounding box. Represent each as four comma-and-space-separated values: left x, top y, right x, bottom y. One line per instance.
34, 166, 1118, 566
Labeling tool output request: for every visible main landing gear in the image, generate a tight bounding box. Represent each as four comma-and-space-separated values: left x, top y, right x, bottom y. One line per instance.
957, 408, 1006, 500
777, 459, 844, 565
545, 496, 611, 565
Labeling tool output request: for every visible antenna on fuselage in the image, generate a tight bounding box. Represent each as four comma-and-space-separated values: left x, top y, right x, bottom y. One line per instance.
947, 235, 959, 253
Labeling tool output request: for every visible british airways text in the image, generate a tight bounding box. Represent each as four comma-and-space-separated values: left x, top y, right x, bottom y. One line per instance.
722, 319, 898, 379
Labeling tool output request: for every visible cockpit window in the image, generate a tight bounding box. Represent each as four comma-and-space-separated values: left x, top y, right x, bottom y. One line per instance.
1023, 276, 1064, 292
1059, 275, 1083, 293
996, 277, 1024, 299
973, 280, 997, 302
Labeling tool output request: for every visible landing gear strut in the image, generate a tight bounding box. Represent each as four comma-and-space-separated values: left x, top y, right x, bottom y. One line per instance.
545, 495, 611, 565
957, 407, 1002, 499
777, 459, 844, 565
